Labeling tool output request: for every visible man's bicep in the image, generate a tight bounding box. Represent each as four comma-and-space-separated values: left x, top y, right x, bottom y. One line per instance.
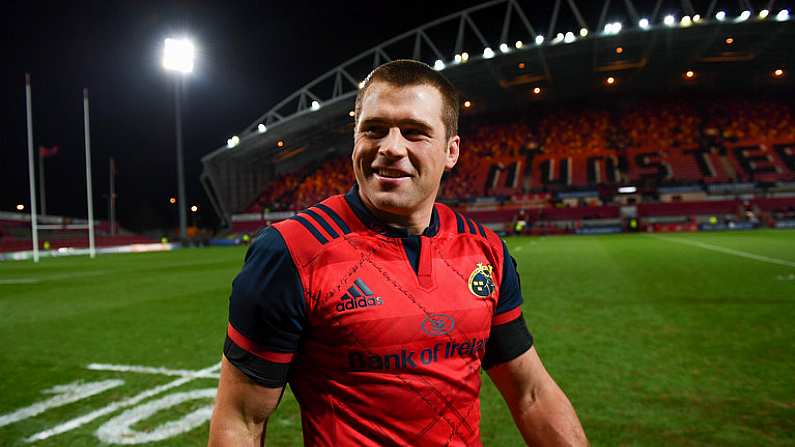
487, 346, 553, 405
209, 356, 283, 446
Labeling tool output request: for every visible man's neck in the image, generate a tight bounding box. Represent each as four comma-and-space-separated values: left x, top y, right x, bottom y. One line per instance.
357, 190, 433, 236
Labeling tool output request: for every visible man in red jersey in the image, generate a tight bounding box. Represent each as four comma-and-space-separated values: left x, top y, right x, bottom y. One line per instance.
209, 60, 588, 446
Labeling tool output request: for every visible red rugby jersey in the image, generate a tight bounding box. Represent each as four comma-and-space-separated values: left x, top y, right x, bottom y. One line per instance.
225, 187, 532, 446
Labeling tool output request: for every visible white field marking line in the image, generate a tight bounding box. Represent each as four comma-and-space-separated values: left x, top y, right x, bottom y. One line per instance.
0, 270, 109, 286
0, 380, 124, 428
25, 362, 221, 443
0, 278, 40, 284
86, 363, 220, 379
651, 235, 795, 268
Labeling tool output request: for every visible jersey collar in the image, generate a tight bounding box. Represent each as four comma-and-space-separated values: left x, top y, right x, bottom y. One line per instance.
344, 185, 440, 238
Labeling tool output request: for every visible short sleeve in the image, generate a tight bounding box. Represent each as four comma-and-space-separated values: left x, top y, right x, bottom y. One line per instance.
483, 241, 533, 369
224, 227, 306, 387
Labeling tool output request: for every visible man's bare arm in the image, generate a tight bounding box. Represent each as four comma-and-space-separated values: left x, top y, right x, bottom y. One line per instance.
487, 346, 588, 446
208, 355, 284, 446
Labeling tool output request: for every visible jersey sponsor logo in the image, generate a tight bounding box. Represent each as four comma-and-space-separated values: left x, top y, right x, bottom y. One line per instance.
335, 278, 384, 312
420, 313, 455, 336
348, 337, 489, 371
468, 262, 496, 298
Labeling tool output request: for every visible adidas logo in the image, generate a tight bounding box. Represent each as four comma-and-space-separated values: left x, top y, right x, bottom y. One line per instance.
335, 278, 384, 312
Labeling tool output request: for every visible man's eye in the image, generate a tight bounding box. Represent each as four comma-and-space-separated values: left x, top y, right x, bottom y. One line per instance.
362, 128, 386, 137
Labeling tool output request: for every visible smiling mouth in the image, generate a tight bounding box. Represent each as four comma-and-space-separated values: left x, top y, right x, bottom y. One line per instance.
374, 168, 411, 179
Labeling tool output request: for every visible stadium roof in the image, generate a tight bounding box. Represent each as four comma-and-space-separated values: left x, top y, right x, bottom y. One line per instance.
202, 0, 794, 223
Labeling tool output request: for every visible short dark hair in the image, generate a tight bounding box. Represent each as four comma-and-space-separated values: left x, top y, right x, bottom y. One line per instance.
354, 59, 460, 139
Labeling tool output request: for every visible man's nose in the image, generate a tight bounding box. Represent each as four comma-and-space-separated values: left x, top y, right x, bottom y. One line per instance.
378, 127, 408, 159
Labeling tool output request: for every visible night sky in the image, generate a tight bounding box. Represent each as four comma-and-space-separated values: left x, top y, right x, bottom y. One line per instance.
2, 0, 486, 232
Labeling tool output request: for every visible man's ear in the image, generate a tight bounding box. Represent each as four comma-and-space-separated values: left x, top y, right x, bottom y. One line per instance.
445, 135, 460, 171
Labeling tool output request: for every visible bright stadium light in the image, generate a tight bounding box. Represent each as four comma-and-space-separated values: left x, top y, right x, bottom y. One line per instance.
310, 100, 320, 111
579, 28, 588, 37
618, 186, 637, 194
483, 47, 495, 59
16, 204, 24, 211
499, 43, 510, 53
433, 59, 445, 70
190, 205, 198, 213
715, 11, 726, 21
517, 39, 526, 48
680, 15, 692, 27
552, 32, 564, 43
535, 35, 544, 45
564, 32, 576, 43
226, 135, 239, 148
776, 9, 790, 21
693, 14, 702, 23
257, 124, 267, 133
358, 80, 365, 89
664, 15, 676, 26
759, 9, 769, 19
737, 10, 751, 21
162, 38, 195, 74
532, 87, 542, 95
454, 53, 462, 64
639, 18, 650, 29
461, 52, 470, 62
607, 22, 622, 34
773, 69, 784, 78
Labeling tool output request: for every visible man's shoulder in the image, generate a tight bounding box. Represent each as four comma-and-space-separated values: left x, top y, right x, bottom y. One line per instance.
434, 202, 502, 244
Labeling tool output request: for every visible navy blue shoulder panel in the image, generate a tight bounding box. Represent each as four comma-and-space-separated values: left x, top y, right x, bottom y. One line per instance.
228, 227, 306, 354
496, 240, 523, 315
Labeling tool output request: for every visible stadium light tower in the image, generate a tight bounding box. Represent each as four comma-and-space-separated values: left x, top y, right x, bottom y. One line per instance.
162, 37, 194, 242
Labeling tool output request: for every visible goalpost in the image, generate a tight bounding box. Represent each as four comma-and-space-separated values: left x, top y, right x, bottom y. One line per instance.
24, 75, 96, 262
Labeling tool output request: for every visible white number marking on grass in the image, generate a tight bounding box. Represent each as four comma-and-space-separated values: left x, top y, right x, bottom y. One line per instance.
25, 362, 220, 443
95, 388, 216, 445
652, 235, 795, 268
87, 363, 220, 379
0, 380, 124, 428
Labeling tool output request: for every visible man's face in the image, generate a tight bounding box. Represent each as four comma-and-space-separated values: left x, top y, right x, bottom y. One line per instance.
353, 82, 459, 218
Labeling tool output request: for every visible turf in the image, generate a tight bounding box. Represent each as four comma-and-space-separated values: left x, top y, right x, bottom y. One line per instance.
1, 230, 793, 446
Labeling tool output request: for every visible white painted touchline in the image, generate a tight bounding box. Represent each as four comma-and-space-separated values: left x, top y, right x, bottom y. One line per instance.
86, 363, 220, 379
25, 363, 220, 443
651, 235, 795, 268
0, 380, 124, 428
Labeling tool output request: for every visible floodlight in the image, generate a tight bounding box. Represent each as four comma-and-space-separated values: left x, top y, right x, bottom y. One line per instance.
681, 15, 692, 27
532, 87, 542, 95
162, 38, 195, 74
579, 28, 588, 37
310, 100, 320, 111
552, 32, 564, 43
618, 186, 637, 194
715, 11, 726, 21
227, 135, 240, 148
693, 14, 702, 22
358, 81, 365, 89
348, 110, 355, 117
461, 52, 469, 62
759, 9, 769, 19
564, 32, 576, 43
433, 59, 445, 70
517, 39, 526, 48
776, 9, 790, 21
773, 69, 784, 78
535, 35, 544, 45
639, 18, 650, 29
257, 124, 267, 133
454, 54, 462, 63
16, 204, 24, 211
463, 100, 472, 108
499, 43, 510, 53
664, 15, 676, 26
483, 47, 495, 59
190, 205, 198, 213
737, 10, 750, 21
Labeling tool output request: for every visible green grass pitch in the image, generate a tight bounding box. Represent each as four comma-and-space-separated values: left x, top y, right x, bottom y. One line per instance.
1, 230, 794, 446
